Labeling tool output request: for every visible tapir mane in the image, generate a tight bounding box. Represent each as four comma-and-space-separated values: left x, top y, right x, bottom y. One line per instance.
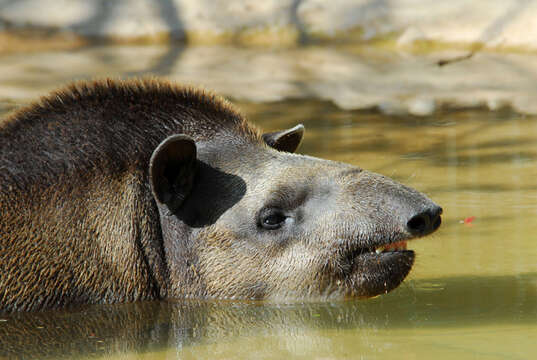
0, 78, 260, 190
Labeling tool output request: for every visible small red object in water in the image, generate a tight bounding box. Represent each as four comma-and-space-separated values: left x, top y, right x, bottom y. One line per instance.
463, 216, 475, 225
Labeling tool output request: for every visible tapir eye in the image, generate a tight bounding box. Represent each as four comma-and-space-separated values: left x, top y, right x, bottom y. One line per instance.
258, 208, 287, 230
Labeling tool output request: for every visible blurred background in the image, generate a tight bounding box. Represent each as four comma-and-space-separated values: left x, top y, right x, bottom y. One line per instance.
2, 0, 537, 114
0, 1, 536, 359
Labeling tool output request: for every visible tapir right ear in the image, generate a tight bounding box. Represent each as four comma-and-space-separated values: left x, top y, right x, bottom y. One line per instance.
262, 124, 305, 153
149, 134, 197, 212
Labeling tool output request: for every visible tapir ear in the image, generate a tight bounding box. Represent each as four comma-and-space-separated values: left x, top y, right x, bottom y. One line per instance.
149, 134, 197, 212
262, 124, 305, 153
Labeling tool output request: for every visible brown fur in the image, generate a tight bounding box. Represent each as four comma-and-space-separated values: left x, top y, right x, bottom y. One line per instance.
0, 78, 260, 312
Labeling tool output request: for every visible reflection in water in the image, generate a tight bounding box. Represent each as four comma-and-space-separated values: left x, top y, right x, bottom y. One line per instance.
0, 273, 535, 359
1, 103, 536, 359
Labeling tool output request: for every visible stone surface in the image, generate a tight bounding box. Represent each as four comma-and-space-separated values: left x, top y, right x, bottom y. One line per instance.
1, 45, 537, 116
1, 0, 537, 49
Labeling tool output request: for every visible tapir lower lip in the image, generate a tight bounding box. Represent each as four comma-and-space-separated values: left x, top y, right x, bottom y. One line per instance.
341, 249, 415, 298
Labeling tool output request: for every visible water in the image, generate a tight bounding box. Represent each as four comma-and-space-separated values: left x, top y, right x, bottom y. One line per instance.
1, 49, 536, 359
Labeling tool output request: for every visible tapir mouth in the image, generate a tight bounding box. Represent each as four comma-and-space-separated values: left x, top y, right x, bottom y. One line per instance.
344, 239, 409, 259
335, 206, 442, 298
337, 238, 416, 298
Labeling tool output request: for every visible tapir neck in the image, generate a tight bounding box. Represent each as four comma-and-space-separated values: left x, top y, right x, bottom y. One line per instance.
157, 204, 207, 298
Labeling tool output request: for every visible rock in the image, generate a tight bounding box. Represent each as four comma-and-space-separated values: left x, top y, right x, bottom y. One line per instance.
397, 27, 428, 47
1, 0, 537, 49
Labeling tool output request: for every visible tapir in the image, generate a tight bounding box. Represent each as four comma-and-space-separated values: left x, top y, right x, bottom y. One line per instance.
0, 79, 442, 312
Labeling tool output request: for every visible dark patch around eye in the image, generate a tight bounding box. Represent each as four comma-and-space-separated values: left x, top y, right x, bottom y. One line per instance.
264, 185, 310, 211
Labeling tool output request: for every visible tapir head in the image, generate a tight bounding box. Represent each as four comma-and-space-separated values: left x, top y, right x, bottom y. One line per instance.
149, 124, 442, 301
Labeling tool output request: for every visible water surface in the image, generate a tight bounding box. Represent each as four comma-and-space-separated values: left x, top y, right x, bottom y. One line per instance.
1, 70, 536, 360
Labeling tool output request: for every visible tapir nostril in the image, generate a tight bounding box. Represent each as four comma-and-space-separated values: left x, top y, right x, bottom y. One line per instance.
407, 206, 442, 236
432, 214, 442, 231
407, 213, 430, 235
